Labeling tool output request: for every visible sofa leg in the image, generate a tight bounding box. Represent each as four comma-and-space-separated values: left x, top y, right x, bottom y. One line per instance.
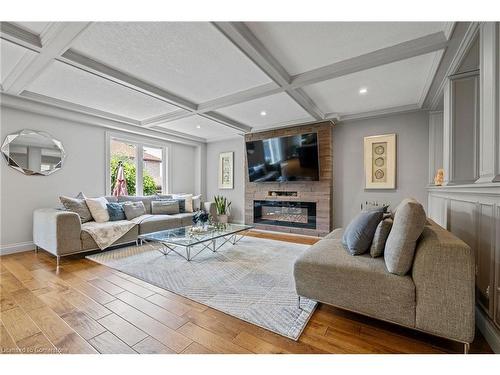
297, 296, 302, 310
56, 256, 60, 273
34, 245, 38, 253
464, 343, 470, 354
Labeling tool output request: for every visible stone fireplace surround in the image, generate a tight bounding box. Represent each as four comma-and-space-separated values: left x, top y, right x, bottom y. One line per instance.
244, 121, 334, 237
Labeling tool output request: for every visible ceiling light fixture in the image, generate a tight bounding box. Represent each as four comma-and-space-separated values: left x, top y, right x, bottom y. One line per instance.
359, 88, 368, 95
196, 125, 201, 129
260, 110, 267, 116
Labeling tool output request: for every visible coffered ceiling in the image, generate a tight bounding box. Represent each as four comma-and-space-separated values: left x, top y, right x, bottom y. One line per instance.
0, 21, 452, 142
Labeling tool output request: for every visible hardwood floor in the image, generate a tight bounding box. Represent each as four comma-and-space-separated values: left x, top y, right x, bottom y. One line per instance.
0, 231, 493, 354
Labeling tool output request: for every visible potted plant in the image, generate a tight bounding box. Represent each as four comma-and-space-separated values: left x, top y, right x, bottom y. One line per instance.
214, 195, 231, 223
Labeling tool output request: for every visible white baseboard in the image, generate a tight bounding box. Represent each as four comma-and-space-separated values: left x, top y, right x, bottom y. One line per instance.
0, 241, 35, 256
476, 305, 500, 353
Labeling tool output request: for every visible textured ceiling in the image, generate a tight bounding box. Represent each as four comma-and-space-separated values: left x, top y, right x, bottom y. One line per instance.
0, 21, 451, 142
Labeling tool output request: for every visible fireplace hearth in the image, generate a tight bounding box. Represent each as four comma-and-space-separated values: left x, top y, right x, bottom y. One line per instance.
253, 200, 316, 229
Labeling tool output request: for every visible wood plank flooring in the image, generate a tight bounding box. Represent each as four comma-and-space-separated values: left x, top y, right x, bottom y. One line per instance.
0, 231, 493, 354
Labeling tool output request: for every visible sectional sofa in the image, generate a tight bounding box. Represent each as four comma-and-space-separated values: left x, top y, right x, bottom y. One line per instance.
294, 202, 475, 353
33, 195, 215, 267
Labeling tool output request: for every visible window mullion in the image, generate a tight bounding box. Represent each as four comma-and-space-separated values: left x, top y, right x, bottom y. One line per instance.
136, 143, 144, 196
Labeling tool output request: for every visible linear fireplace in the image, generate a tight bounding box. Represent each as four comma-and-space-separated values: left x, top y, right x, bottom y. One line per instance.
253, 200, 317, 229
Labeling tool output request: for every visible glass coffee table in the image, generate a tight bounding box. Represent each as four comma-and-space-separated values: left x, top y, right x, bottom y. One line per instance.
138, 224, 253, 261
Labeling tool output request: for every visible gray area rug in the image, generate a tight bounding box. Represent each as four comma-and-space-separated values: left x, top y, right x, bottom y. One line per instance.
86, 236, 317, 340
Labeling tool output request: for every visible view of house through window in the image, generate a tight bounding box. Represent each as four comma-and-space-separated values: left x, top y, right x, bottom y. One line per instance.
143, 146, 163, 195
109, 138, 165, 196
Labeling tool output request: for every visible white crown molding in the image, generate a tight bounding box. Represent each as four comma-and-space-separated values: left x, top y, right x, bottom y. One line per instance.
3, 22, 92, 95
334, 104, 422, 123
0, 22, 41, 50
20, 91, 142, 125
205, 134, 245, 143
418, 49, 445, 108
0, 93, 206, 146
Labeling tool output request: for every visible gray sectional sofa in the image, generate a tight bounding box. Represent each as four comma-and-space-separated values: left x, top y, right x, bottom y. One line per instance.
33, 195, 215, 267
294, 216, 475, 352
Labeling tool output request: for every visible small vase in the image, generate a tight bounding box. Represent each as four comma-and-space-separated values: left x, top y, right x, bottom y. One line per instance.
217, 214, 228, 223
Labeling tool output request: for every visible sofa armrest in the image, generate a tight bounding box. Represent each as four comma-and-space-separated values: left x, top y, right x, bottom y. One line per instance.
412, 222, 475, 343
33, 208, 82, 256
204, 201, 217, 218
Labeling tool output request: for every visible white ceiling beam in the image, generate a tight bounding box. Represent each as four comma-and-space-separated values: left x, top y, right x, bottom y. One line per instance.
0, 22, 42, 51
201, 111, 252, 133
290, 31, 449, 89
2, 22, 91, 95
147, 27, 450, 126
212, 22, 325, 121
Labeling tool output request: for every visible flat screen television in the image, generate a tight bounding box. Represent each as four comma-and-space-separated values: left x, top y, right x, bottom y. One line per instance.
246, 132, 320, 182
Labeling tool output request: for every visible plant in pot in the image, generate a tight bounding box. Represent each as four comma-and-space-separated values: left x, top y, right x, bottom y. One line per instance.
214, 195, 231, 223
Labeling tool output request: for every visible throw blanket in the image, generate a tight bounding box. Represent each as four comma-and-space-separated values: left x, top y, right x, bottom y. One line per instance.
82, 220, 136, 250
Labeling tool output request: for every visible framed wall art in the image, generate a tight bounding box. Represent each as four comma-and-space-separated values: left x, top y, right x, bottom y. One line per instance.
364, 134, 396, 189
218, 151, 234, 189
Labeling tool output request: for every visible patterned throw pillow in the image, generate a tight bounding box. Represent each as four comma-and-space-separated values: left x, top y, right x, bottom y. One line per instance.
123, 201, 146, 220
59, 192, 92, 223
107, 202, 126, 221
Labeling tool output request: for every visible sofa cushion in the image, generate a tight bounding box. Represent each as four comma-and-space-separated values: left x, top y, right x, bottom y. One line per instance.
370, 218, 393, 258
294, 238, 415, 327
138, 215, 182, 234
59, 192, 92, 223
117, 195, 156, 214
107, 202, 126, 221
85, 197, 110, 223
384, 198, 427, 275
342, 210, 383, 255
151, 200, 179, 215
324, 228, 344, 240
169, 212, 194, 226
123, 201, 146, 220
104, 196, 118, 203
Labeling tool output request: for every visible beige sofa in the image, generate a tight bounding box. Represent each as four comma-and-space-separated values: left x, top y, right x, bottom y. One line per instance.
33, 195, 215, 267
294, 219, 475, 352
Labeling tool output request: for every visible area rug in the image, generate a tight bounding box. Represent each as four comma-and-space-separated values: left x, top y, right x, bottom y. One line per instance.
86, 236, 317, 340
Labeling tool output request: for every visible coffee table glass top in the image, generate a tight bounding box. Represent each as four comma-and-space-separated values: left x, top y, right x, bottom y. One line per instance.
138, 224, 253, 247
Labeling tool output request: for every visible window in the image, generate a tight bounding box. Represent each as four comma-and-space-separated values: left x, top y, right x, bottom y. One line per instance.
108, 134, 167, 196
142, 146, 163, 195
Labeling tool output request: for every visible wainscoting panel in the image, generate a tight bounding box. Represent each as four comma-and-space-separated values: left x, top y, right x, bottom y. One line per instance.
428, 184, 500, 343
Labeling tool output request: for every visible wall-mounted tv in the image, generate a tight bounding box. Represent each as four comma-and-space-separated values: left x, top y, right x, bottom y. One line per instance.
246, 132, 320, 182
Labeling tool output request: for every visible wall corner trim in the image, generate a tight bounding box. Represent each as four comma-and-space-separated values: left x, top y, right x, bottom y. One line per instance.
476, 306, 500, 353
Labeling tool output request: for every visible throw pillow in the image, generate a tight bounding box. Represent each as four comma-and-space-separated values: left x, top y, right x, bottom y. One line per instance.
107, 202, 126, 221
173, 194, 194, 212
85, 197, 110, 223
59, 192, 92, 223
370, 218, 393, 258
123, 201, 146, 220
342, 210, 384, 255
384, 198, 427, 275
151, 200, 179, 215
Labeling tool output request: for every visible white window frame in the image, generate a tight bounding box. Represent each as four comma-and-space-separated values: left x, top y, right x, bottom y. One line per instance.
105, 132, 170, 196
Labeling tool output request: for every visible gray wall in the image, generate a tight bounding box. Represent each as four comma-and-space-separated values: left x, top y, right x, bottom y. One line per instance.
205, 137, 245, 223
0, 106, 199, 249
333, 111, 429, 227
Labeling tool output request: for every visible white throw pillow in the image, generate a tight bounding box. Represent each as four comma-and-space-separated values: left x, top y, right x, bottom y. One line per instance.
85, 197, 110, 223
174, 193, 194, 213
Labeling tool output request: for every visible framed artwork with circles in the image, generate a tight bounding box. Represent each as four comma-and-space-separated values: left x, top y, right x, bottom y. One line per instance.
363, 134, 396, 189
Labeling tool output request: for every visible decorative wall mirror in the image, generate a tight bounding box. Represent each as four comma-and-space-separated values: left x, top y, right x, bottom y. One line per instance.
1, 129, 66, 176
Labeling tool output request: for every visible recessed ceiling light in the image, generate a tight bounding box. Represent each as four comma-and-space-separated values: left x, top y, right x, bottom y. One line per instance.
260, 110, 267, 116
196, 125, 201, 129
359, 88, 368, 95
